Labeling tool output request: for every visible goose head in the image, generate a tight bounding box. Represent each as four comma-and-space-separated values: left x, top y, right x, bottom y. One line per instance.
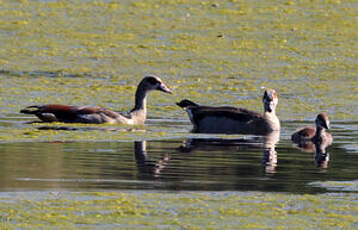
176, 99, 198, 109
140, 75, 172, 94
262, 88, 278, 113
315, 112, 330, 129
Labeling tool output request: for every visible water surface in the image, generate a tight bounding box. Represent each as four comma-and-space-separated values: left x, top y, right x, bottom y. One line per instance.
1, 120, 357, 194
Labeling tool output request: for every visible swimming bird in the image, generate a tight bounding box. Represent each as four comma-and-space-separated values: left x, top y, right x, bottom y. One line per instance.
291, 112, 333, 145
176, 88, 280, 135
20, 75, 172, 124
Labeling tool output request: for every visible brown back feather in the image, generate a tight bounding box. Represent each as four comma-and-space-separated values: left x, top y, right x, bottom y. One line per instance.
190, 106, 262, 123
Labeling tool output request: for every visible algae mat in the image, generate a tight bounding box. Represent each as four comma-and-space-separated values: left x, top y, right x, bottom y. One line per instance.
0, 0, 357, 132
1, 191, 358, 229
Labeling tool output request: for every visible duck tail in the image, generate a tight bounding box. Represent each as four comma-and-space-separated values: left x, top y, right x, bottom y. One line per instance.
20, 105, 41, 114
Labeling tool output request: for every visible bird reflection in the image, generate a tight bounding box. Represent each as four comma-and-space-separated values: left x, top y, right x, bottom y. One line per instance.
179, 131, 280, 174
261, 131, 280, 174
314, 140, 330, 169
292, 130, 333, 154
262, 148, 277, 174
292, 133, 332, 169
134, 141, 170, 177
179, 137, 256, 152
292, 141, 316, 153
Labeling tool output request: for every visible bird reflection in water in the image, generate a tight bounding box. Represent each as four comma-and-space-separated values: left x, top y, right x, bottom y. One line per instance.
292, 134, 332, 169
179, 131, 280, 174
261, 131, 280, 174
134, 141, 170, 178
314, 140, 330, 169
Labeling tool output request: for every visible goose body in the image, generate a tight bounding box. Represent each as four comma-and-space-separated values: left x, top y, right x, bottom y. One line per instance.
291, 112, 333, 145
20, 75, 172, 125
177, 89, 280, 135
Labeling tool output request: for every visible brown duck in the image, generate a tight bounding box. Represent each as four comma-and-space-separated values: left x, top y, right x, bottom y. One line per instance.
291, 112, 333, 145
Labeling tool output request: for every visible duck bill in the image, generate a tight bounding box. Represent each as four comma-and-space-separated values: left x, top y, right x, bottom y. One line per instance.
158, 83, 172, 94
264, 101, 273, 113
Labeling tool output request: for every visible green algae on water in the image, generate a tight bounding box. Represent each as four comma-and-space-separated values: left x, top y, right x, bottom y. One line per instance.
0, 0, 357, 142
0, 191, 357, 229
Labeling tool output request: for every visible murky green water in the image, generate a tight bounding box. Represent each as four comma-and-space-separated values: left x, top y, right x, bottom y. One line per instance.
0, 120, 358, 193
0, 0, 357, 229
0, 119, 358, 228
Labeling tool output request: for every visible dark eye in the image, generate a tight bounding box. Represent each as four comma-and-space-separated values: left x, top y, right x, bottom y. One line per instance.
147, 77, 158, 85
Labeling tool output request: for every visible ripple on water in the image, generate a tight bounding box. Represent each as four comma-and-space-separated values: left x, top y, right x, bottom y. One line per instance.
0, 122, 357, 194
309, 180, 358, 192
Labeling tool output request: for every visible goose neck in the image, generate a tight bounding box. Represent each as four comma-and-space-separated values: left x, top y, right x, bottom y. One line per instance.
132, 85, 148, 112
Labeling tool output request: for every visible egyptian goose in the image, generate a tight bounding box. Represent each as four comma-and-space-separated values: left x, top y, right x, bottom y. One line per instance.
20, 75, 172, 124
291, 112, 333, 145
176, 88, 280, 135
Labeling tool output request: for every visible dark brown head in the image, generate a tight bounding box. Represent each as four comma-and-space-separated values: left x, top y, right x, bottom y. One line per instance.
315, 112, 330, 129
176, 99, 198, 108
262, 88, 278, 113
140, 75, 172, 94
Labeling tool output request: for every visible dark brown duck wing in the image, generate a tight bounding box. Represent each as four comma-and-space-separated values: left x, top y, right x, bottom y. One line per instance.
190, 106, 262, 123
76, 106, 120, 119
20, 104, 121, 123
186, 106, 270, 134
21, 104, 79, 122
291, 126, 316, 143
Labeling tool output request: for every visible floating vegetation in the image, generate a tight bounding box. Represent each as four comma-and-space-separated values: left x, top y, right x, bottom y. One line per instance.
0, 0, 356, 124
0, 191, 358, 229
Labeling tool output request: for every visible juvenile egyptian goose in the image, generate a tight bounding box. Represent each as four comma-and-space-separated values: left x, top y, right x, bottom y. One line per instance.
291, 112, 333, 145
20, 75, 172, 124
177, 88, 280, 135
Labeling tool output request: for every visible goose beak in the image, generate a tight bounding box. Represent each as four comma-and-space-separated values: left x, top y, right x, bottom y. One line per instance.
264, 97, 274, 112
158, 83, 172, 94
323, 121, 330, 129
265, 102, 273, 113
